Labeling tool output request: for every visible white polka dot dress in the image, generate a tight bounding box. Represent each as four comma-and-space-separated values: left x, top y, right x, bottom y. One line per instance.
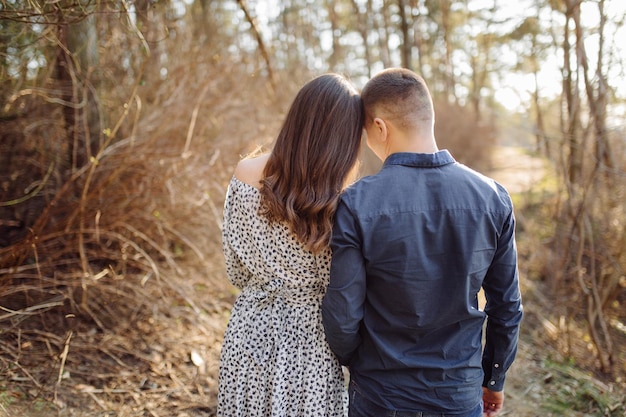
217, 177, 346, 417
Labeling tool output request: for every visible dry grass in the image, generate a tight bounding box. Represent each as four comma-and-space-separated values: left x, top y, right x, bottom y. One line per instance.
0, 29, 303, 414
434, 100, 497, 173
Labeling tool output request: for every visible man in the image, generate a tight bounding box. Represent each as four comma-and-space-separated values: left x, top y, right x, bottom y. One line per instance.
322, 68, 523, 417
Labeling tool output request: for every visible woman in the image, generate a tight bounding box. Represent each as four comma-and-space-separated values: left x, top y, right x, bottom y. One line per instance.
217, 73, 364, 416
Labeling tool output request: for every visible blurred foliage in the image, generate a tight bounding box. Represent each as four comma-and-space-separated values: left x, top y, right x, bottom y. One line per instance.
541, 359, 625, 416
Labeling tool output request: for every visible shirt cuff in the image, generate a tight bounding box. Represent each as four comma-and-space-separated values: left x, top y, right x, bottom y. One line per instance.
483, 361, 505, 391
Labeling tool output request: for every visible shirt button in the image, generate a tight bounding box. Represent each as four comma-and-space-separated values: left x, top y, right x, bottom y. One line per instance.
494, 363, 500, 368
490, 380, 496, 386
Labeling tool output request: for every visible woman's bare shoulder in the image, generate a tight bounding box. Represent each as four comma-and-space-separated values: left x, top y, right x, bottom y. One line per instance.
233, 153, 270, 189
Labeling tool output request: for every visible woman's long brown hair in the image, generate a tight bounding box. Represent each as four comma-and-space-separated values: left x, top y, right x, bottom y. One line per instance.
259, 74, 364, 253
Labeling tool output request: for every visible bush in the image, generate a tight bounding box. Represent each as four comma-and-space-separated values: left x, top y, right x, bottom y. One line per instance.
434, 100, 498, 173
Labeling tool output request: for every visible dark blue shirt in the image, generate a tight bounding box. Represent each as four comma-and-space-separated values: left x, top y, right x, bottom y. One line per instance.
322, 150, 523, 414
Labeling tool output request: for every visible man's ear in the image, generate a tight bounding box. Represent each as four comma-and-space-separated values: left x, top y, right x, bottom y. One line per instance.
372, 117, 388, 142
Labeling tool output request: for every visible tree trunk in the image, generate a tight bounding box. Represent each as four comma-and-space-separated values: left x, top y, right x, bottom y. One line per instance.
412, 0, 425, 77
440, 0, 455, 104
53, 15, 79, 173
237, 0, 276, 92
350, 0, 373, 77
377, 0, 393, 68
327, 0, 341, 71
532, 71, 549, 158
398, 0, 412, 69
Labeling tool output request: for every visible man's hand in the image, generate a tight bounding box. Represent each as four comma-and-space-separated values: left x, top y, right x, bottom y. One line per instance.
482, 387, 504, 417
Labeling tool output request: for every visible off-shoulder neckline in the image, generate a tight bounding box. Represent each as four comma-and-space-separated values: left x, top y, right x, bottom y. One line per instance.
231, 176, 261, 192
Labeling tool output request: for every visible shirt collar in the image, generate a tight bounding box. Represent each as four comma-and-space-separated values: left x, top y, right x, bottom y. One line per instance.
383, 150, 456, 168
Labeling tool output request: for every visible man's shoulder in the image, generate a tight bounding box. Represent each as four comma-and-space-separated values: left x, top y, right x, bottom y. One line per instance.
343, 171, 386, 195
453, 163, 511, 193
337, 171, 397, 217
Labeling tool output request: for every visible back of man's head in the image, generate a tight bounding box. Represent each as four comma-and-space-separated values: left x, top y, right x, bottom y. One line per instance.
361, 68, 434, 131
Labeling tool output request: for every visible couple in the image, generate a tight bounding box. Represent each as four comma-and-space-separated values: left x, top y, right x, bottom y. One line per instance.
217, 68, 523, 417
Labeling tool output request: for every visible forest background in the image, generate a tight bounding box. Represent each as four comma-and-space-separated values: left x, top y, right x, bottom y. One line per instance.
0, 0, 625, 415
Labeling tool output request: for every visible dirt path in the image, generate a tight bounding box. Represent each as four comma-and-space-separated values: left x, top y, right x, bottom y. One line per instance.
486, 147, 549, 416
488, 146, 547, 194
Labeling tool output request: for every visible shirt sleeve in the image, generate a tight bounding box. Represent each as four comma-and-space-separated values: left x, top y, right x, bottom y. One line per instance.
321, 196, 367, 365
481, 202, 524, 391
221, 181, 253, 289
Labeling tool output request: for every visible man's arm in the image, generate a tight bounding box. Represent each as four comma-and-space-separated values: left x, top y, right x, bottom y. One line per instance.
482, 206, 524, 392
321, 198, 367, 365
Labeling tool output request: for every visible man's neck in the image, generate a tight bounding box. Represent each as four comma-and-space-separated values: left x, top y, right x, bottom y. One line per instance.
388, 134, 438, 155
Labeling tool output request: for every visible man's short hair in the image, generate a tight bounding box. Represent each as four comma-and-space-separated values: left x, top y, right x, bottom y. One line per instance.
361, 68, 434, 130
